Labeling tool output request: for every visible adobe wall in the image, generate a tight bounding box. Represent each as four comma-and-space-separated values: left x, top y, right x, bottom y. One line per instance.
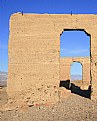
60, 57, 90, 88
7, 13, 97, 102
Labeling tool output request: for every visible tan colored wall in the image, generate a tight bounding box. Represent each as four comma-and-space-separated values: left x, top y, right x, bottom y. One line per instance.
60, 57, 90, 88
7, 13, 97, 102
7, 13, 60, 104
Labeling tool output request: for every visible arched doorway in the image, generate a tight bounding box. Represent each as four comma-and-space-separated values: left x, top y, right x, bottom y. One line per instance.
60, 30, 91, 98
70, 62, 82, 87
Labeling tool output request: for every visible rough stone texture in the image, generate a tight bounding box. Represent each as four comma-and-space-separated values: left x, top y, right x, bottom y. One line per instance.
1, 93, 97, 121
7, 13, 97, 102
60, 57, 90, 88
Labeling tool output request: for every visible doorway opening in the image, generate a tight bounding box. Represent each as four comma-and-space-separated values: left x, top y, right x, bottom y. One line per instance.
60, 30, 91, 98
60, 30, 90, 57
70, 62, 82, 86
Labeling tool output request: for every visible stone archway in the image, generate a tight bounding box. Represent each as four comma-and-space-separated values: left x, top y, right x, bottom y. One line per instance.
60, 57, 90, 89
70, 61, 83, 81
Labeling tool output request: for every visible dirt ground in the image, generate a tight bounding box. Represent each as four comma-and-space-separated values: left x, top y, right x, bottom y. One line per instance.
0, 82, 97, 121
0, 87, 8, 107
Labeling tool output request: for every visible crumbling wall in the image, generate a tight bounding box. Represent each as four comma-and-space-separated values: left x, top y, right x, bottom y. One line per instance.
60, 57, 90, 88
7, 13, 97, 102
7, 13, 60, 104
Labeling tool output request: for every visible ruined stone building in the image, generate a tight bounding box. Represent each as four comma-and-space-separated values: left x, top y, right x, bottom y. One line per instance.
7, 13, 97, 103
60, 57, 90, 88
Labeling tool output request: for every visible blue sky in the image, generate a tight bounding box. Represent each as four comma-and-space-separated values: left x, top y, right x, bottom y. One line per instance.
71, 62, 82, 75
0, 0, 97, 75
60, 31, 90, 57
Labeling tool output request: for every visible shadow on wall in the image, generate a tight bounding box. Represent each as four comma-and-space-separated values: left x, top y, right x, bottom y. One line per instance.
60, 80, 91, 99
59, 80, 70, 89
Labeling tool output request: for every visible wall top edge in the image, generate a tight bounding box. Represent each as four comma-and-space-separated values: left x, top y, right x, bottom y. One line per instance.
11, 12, 97, 16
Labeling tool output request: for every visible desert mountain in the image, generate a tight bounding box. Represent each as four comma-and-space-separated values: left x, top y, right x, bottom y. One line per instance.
71, 74, 82, 81
0, 71, 7, 86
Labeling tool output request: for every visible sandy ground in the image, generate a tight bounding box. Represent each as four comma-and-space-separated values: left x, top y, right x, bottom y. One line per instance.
0, 82, 97, 121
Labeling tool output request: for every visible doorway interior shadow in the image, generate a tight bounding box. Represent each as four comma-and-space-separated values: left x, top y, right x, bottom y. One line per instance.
60, 80, 70, 90
59, 80, 91, 99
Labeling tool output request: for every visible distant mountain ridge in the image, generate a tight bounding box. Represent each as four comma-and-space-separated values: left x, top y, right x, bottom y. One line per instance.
0, 71, 7, 86
0, 71, 82, 86
71, 74, 82, 81
0, 71, 7, 81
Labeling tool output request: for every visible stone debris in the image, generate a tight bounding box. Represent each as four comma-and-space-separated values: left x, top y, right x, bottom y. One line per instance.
1, 93, 97, 121
0, 87, 2, 89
